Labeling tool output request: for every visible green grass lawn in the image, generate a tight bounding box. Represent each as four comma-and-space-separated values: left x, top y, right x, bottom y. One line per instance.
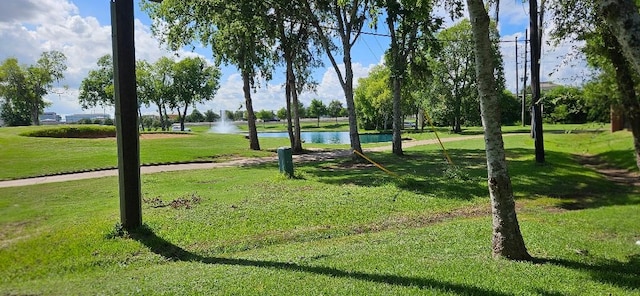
0, 125, 638, 294
0, 122, 614, 180
0, 125, 290, 180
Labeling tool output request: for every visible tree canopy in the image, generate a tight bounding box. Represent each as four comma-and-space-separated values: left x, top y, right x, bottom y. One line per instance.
307, 99, 327, 127
0, 51, 67, 126
171, 57, 221, 131
142, 0, 277, 150
78, 54, 114, 111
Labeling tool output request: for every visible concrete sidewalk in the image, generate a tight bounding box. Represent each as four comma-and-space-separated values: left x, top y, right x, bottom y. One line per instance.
0, 134, 488, 188
0, 149, 354, 188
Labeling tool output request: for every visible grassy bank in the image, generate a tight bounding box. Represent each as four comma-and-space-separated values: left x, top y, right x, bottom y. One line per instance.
0, 123, 616, 180
0, 129, 638, 294
0, 125, 288, 180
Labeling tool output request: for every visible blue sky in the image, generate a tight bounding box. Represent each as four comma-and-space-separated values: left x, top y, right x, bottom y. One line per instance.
0, 0, 589, 119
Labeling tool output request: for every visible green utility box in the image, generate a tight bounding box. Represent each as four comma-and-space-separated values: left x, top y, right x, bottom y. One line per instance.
277, 147, 294, 177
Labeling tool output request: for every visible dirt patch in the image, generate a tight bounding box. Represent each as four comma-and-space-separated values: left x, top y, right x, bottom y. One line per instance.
536, 154, 640, 212
575, 154, 640, 186
140, 133, 193, 140
351, 205, 491, 234
0, 220, 37, 249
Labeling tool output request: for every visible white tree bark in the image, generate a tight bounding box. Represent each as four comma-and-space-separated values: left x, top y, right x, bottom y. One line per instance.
466, 0, 531, 260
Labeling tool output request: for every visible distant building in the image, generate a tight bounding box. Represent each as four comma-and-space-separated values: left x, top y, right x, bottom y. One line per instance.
166, 114, 180, 121
65, 113, 112, 123
39, 112, 62, 125
540, 81, 561, 92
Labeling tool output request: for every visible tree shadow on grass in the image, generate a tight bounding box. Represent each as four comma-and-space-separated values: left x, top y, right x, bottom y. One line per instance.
534, 255, 640, 291
130, 226, 512, 296
297, 149, 490, 199
299, 147, 640, 208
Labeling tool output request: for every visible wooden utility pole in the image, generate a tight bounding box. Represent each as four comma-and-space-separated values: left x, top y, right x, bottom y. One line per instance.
515, 36, 519, 125
522, 29, 528, 127
529, 0, 545, 163
111, 0, 142, 230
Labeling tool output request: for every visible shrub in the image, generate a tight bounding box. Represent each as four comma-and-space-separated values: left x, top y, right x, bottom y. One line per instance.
77, 118, 94, 124
20, 125, 116, 138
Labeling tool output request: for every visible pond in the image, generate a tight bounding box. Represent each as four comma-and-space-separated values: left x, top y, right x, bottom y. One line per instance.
258, 131, 392, 144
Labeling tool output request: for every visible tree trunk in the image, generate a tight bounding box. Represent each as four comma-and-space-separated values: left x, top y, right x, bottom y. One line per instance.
242, 70, 260, 150
387, 11, 403, 156
156, 104, 165, 131
392, 76, 403, 156
300, 0, 362, 155
285, 61, 295, 150
454, 116, 461, 133
32, 97, 40, 126
598, 0, 640, 76
138, 108, 144, 131
603, 31, 640, 170
467, 0, 531, 261
291, 72, 303, 153
530, 0, 545, 164
180, 105, 188, 131
162, 105, 169, 131
343, 50, 363, 154
279, 15, 299, 153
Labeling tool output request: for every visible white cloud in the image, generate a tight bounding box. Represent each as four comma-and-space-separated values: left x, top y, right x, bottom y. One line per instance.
496, 1, 529, 30
195, 62, 378, 115
0, 0, 383, 118
2, 0, 593, 120
300, 62, 376, 106
0, 0, 212, 118
0, 0, 78, 25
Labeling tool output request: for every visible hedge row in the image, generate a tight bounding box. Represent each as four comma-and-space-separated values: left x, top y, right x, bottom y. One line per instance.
21, 126, 117, 138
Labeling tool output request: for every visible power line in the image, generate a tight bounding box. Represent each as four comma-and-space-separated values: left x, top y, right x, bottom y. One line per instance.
360, 37, 380, 62
358, 29, 529, 44
314, 22, 528, 44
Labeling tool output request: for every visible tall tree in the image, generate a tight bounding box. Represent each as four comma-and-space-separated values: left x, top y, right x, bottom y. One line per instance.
136, 60, 156, 131
301, 0, 370, 154
0, 58, 31, 126
186, 109, 206, 122
256, 109, 276, 127
0, 52, 66, 126
377, 0, 440, 156
277, 107, 288, 123
308, 98, 327, 127
204, 109, 220, 122
274, 1, 322, 153
143, 0, 276, 150
27, 51, 67, 125
597, 0, 640, 76
425, 19, 504, 131
327, 99, 345, 122
171, 57, 221, 131
427, 20, 476, 133
597, 0, 640, 170
154, 57, 176, 131
78, 54, 114, 111
354, 65, 393, 130
530, 0, 545, 164
549, 0, 640, 170
467, 0, 531, 260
